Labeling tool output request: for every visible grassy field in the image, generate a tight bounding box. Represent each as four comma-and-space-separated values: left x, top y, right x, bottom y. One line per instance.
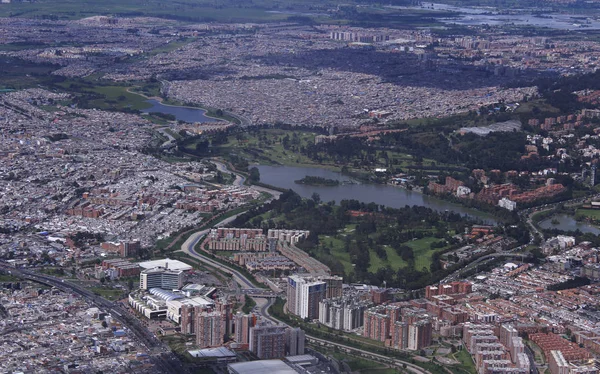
575, 208, 600, 221
318, 224, 448, 275
515, 99, 560, 115
90, 287, 125, 301
220, 129, 325, 168
327, 349, 399, 374
453, 348, 476, 374
146, 38, 194, 56
0, 274, 19, 282
405, 237, 449, 270
51, 79, 153, 111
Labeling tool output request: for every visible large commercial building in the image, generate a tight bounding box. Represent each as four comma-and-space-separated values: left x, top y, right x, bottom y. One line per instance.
168, 297, 215, 327
228, 360, 300, 374
249, 324, 287, 359
139, 267, 184, 290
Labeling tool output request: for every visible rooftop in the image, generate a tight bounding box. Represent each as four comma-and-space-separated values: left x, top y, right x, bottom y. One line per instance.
228, 360, 299, 374
138, 258, 192, 271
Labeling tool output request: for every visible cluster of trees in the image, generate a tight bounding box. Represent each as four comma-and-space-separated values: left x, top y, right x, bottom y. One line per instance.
230, 191, 481, 289
547, 276, 591, 291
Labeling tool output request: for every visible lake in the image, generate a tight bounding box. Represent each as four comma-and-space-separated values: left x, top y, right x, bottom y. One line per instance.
539, 214, 600, 235
256, 164, 497, 223
142, 99, 221, 123
388, 2, 600, 30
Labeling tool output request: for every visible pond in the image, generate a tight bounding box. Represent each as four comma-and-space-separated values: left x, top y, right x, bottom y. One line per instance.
142, 99, 221, 123
538, 214, 600, 235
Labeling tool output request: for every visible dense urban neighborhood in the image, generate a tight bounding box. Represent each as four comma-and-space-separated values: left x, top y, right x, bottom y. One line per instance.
4, 0, 600, 373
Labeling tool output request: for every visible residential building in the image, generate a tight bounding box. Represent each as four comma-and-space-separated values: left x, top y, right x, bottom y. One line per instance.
249, 324, 287, 359
196, 311, 226, 348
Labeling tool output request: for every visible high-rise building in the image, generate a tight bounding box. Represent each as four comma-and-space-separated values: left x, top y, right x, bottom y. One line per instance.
499, 324, 518, 349
319, 297, 370, 331
216, 299, 234, 337
286, 327, 305, 356
391, 321, 408, 350
363, 310, 390, 342
407, 320, 432, 351
287, 275, 327, 320
322, 276, 343, 299
548, 350, 569, 374
196, 311, 226, 348
249, 324, 287, 359
235, 312, 259, 345
139, 267, 184, 290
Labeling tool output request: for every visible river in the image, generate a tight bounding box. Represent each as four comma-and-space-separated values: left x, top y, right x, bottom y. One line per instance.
538, 214, 600, 235
142, 99, 221, 123
256, 165, 497, 223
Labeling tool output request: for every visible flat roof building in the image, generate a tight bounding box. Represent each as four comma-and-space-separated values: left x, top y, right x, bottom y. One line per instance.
140, 267, 184, 290
228, 359, 299, 374
138, 258, 193, 272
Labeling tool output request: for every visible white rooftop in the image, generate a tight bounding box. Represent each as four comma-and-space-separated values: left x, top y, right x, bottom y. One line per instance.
228, 360, 298, 374
138, 258, 192, 271
188, 347, 236, 358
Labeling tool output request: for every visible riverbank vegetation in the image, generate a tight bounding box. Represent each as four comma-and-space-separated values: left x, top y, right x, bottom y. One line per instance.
295, 175, 340, 186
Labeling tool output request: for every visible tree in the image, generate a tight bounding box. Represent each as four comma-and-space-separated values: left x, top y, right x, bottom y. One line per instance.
311, 192, 321, 205
249, 167, 260, 183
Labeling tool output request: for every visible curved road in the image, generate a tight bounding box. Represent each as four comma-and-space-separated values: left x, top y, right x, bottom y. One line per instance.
181, 243, 434, 374
181, 227, 260, 290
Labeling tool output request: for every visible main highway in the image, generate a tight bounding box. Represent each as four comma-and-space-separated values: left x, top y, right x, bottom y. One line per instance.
0, 262, 187, 374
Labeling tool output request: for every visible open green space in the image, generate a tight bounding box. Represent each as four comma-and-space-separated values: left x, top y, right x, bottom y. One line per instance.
575, 208, 600, 221
242, 295, 257, 314
146, 38, 194, 56
185, 128, 449, 179
327, 350, 400, 374
0, 274, 19, 282
452, 348, 476, 374
314, 224, 450, 278
90, 287, 125, 301
405, 237, 451, 270
0, 56, 59, 90
52, 78, 153, 111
